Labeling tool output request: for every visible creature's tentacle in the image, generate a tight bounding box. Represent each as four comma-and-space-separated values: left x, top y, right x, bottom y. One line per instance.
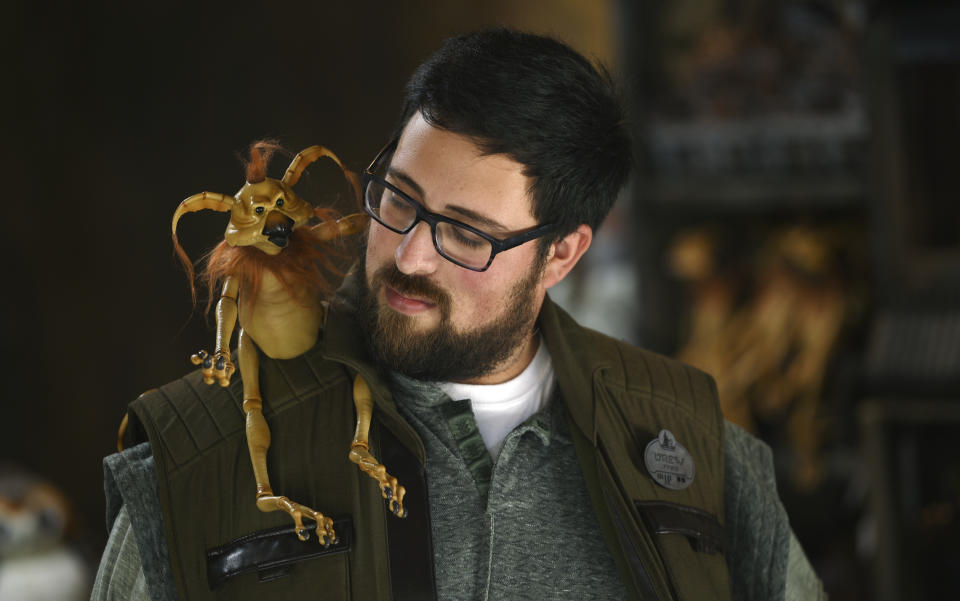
349, 375, 407, 518
239, 329, 336, 544
171, 191, 235, 302
171, 191, 234, 238
282, 145, 345, 187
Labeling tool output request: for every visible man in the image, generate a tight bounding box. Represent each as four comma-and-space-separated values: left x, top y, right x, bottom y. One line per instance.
93, 29, 825, 600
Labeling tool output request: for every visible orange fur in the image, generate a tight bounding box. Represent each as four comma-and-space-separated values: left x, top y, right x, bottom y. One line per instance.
243, 140, 284, 184
202, 217, 347, 315
172, 233, 198, 304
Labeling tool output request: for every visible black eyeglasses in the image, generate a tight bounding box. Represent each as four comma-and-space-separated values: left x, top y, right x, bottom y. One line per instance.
362, 139, 556, 272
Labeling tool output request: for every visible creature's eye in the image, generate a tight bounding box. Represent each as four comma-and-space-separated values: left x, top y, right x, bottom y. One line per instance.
276, 198, 284, 207
255, 206, 265, 215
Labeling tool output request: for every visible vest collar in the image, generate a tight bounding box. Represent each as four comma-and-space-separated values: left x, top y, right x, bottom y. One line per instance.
538, 294, 610, 446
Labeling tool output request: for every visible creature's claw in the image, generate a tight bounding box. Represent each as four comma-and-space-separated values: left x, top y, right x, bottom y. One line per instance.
258, 495, 336, 544
381, 478, 407, 518
349, 445, 407, 518
190, 349, 235, 386
350, 375, 407, 518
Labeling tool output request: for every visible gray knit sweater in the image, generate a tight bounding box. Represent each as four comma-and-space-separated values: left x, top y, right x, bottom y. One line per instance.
389, 373, 628, 600
91, 390, 825, 601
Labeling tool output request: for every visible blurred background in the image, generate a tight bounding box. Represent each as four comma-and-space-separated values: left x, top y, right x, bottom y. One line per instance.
1, 1, 957, 599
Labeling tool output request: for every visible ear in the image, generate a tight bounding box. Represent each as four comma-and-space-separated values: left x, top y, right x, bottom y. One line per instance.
541, 224, 593, 289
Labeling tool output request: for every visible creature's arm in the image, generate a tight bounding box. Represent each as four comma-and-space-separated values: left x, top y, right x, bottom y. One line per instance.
191, 276, 239, 386
312, 213, 369, 241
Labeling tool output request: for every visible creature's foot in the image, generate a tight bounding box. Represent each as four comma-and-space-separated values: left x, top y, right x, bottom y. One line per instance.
349, 445, 407, 518
256, 494, 337, 545
190, 349, 235, 386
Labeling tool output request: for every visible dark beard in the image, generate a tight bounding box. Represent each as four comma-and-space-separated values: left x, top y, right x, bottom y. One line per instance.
357, 258, 544, 382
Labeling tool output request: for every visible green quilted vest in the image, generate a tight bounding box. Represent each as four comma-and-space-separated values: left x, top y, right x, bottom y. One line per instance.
124, 295, 731, 601
541, 297, 731, 601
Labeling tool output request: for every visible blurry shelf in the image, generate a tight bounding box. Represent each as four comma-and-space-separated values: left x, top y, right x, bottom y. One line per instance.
640, 112, 868, 213
860, 398, 960, 601
645, 173, 864, 213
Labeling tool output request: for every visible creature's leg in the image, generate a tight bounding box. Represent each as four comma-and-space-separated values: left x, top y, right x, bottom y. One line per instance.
239, 328, 337, 544
349, 375, 407, 517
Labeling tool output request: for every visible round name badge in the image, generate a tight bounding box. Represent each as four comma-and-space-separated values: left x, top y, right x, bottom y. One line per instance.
643, 429, 695, 491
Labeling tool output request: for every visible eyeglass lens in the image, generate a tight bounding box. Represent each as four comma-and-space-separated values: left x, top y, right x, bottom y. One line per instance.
364, 179, 493, 269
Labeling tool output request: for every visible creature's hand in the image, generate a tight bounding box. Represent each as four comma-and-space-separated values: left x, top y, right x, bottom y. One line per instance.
190, 349, 235, 386
257, 496, 338, 546
349, 445, 407, 518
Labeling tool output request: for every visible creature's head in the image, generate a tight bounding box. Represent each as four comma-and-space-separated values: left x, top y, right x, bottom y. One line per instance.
172, 141, 336, 256
224, 177, 314, 255
172, 141, 358, 302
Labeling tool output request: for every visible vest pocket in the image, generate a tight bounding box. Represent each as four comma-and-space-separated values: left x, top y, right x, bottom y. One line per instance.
634, 502, 731, 601
205, 515, 353, 589
634, 501, 726, 555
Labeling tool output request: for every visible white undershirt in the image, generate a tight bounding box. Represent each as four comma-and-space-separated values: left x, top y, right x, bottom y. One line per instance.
438, 338, 555, 462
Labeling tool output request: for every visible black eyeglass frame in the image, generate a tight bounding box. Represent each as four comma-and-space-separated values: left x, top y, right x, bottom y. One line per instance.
362, 139, 557, 272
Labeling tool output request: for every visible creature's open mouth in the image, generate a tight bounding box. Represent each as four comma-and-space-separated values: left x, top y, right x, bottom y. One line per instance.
268, 235, 289, 248
262, 214, 296, 248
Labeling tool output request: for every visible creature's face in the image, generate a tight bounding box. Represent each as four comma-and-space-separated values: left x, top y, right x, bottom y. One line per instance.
362, 114, 552, 383
225, 179, 314, 255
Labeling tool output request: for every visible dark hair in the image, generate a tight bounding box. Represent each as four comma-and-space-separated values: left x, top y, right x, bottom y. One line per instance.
394, 29, 632, 244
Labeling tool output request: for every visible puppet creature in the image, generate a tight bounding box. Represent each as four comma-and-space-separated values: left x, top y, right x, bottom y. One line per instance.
166, 142, 407, 545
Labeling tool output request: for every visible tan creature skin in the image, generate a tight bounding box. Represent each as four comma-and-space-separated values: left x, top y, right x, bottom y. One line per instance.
166, 143, 406, 545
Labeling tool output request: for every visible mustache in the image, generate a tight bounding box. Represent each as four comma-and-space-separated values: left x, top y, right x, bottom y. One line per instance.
371, 264, 452, 317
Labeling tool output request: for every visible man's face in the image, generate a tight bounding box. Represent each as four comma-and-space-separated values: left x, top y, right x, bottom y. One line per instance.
358, 113, 549, 384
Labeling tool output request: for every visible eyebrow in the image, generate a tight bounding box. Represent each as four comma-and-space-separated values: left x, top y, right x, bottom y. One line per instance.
387, 167, 425, 199
386, 166, 510, 234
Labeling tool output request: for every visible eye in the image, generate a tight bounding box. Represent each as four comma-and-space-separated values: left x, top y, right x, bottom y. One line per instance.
255, 206, 265, 215
276, 198, 284, 207
450, 226, 486, 248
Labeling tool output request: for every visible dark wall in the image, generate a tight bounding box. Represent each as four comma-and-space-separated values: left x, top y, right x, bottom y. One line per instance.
1, 0, 613, 555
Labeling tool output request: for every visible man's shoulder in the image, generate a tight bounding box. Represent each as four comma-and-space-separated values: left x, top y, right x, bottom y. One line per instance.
123, 348, 353, 463
543, 297, 718, 406
593, 328, 715, 391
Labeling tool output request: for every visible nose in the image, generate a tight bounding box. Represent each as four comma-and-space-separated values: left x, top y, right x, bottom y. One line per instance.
262, 211, 295, 248
394, 222, 440, 275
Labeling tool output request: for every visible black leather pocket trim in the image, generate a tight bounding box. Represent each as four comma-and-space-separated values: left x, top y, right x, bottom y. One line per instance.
206, 515, 353, 589
635, 501, 726, 555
